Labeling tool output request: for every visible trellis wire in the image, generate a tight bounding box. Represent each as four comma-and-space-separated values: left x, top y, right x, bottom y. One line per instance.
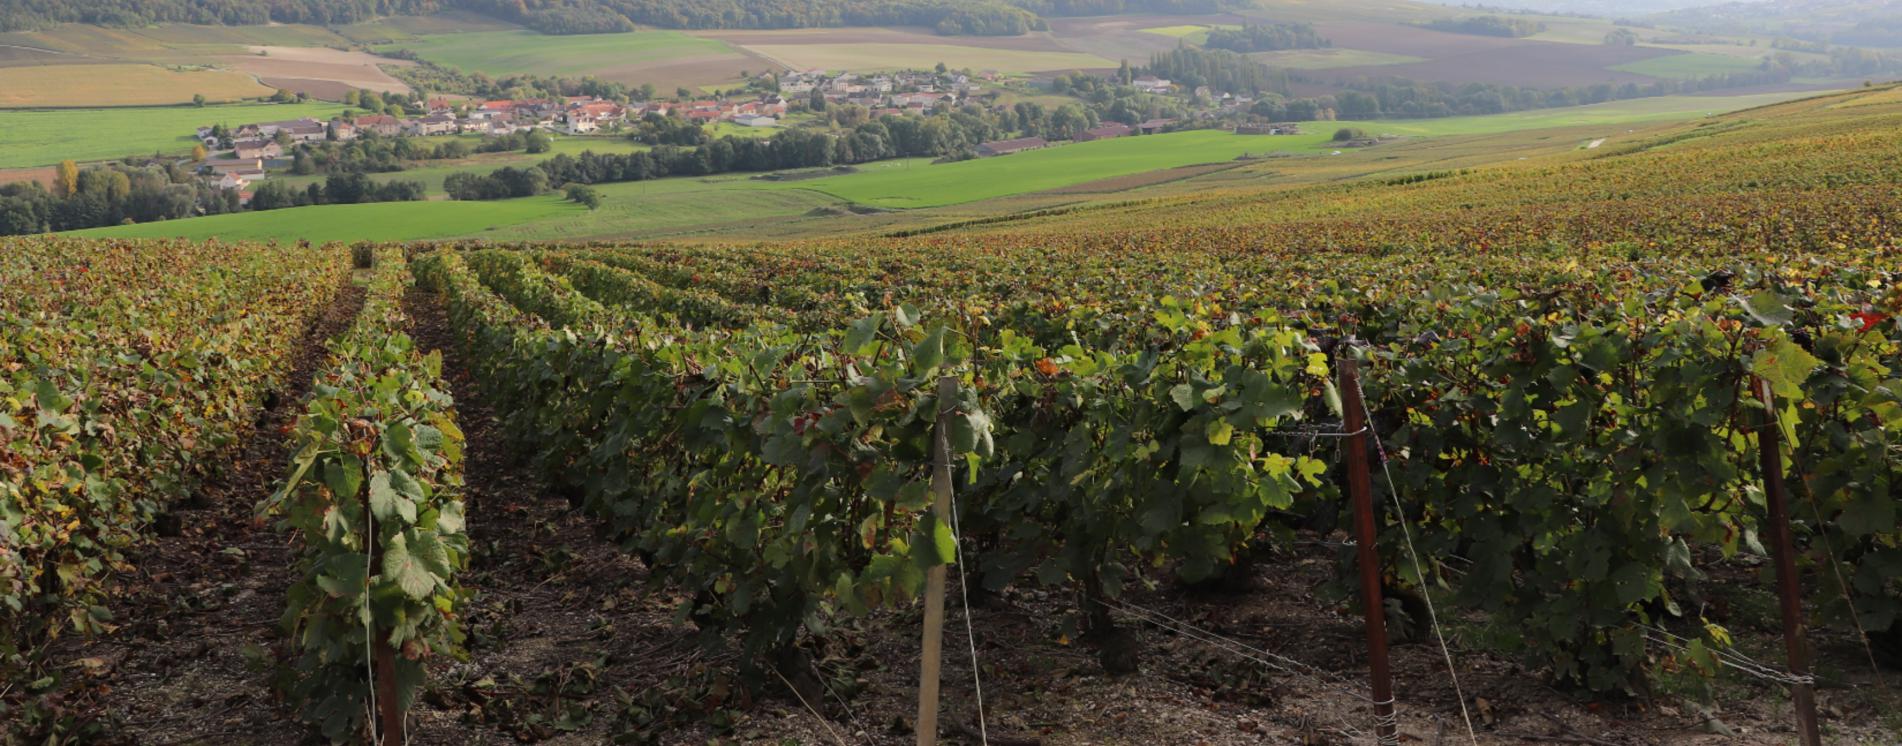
1354, 365, 1481, 746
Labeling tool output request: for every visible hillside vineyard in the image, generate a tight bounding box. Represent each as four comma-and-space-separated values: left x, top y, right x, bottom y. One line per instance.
4, 85, 1901, 742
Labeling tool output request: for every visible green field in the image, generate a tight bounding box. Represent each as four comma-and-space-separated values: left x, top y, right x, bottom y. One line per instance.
790, 131, 1312, 208
0, 102, 347, 168
71, 198, 581, 243
376, 30, 735, 78
1612, 52, 1767, 79
483, 179, 845, 240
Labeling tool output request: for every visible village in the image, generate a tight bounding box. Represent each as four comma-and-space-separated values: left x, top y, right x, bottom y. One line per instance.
188, 67, 1298, 199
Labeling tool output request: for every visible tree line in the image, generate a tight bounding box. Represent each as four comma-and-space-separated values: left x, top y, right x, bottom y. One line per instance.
248, 173, 426, 211
0, 161, 237, 235
1141, 44, 1869, 122
1422, 15, 1547, 38
1202, 22, 1329, 53
3, 0, 1241, 35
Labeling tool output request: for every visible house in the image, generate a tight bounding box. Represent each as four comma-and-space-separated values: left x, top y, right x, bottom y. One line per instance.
562, 113, 601, 134
1076, 122, 1133, 142
204, 157, 264, 175
329, 119, 358, 141
231, 139, 283, 160
475, 100, 516, 119
734, 115, 778, 128
215, 173, 253, 191
976, 137, 1048, 157
1137, 118, 1177, 134
280, 121, 327, 143
254, 118, 324, 141
1235, 122, 1301, 136
408, 114, 460, 136
1132, 76, 1173, 94
355, 114, 402, 137
573, 101, 624, 119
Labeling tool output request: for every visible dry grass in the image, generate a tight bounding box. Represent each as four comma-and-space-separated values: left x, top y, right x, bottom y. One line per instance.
0, 63, 271, 107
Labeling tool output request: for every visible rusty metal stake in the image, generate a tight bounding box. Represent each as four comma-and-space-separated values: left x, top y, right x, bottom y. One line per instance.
1754, 378, 1823, 746
1341, 355, 1398, 744
373, 637, 404, 746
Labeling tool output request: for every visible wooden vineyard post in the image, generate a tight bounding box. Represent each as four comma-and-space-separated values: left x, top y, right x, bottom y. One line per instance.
372, 638, 404, 746
915, 375, 957, 746
1339, 354, 1399, 744
1753, 378, 1823, 746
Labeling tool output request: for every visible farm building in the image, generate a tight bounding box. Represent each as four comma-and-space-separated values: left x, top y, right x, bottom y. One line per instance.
1077, 123, 1133, 142
1235, 123, 1301, 135
1138, 118, 1178, 134
355, 115, 402, 137
977, 137, 1049, 157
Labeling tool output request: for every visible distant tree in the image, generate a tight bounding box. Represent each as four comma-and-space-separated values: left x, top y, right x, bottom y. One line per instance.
525, 130, 553, 154
640, 83, 657, 100
1605, 28, 1639, 46
676, 87, 692, 99
1118, 59, 1133, 85
1333, 127, 1367, 142
935, 61, 948, 74
564, 183, 602, 209
191, 144, 208, 162
192, 93, 206, 107
809, 87, 827, 112
55, 160, 79, 197
344, 90, 360, 107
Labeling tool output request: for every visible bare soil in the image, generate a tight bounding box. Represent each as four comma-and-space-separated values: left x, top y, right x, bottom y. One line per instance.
1305, 21, 1670, 88
224, 46, 412, 95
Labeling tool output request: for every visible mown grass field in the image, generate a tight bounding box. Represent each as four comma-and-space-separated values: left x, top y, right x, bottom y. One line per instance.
376, 30, 736, 78
795, 131, 1321, 208
483, 180, 845, 240
71, 197, 581, 242
0, 63, 272, 107
0, 102, 347, 168
1612, 51, 1767, 79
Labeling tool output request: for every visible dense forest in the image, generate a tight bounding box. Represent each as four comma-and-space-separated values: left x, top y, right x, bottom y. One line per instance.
0, 0, 437, 29
0, 0, 1237, 34
1202, 22, 1329, 53
1422, 15, 1547, 38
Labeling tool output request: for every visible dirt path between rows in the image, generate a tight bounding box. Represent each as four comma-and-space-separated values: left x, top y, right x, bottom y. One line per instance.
42, 270, 369, 745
